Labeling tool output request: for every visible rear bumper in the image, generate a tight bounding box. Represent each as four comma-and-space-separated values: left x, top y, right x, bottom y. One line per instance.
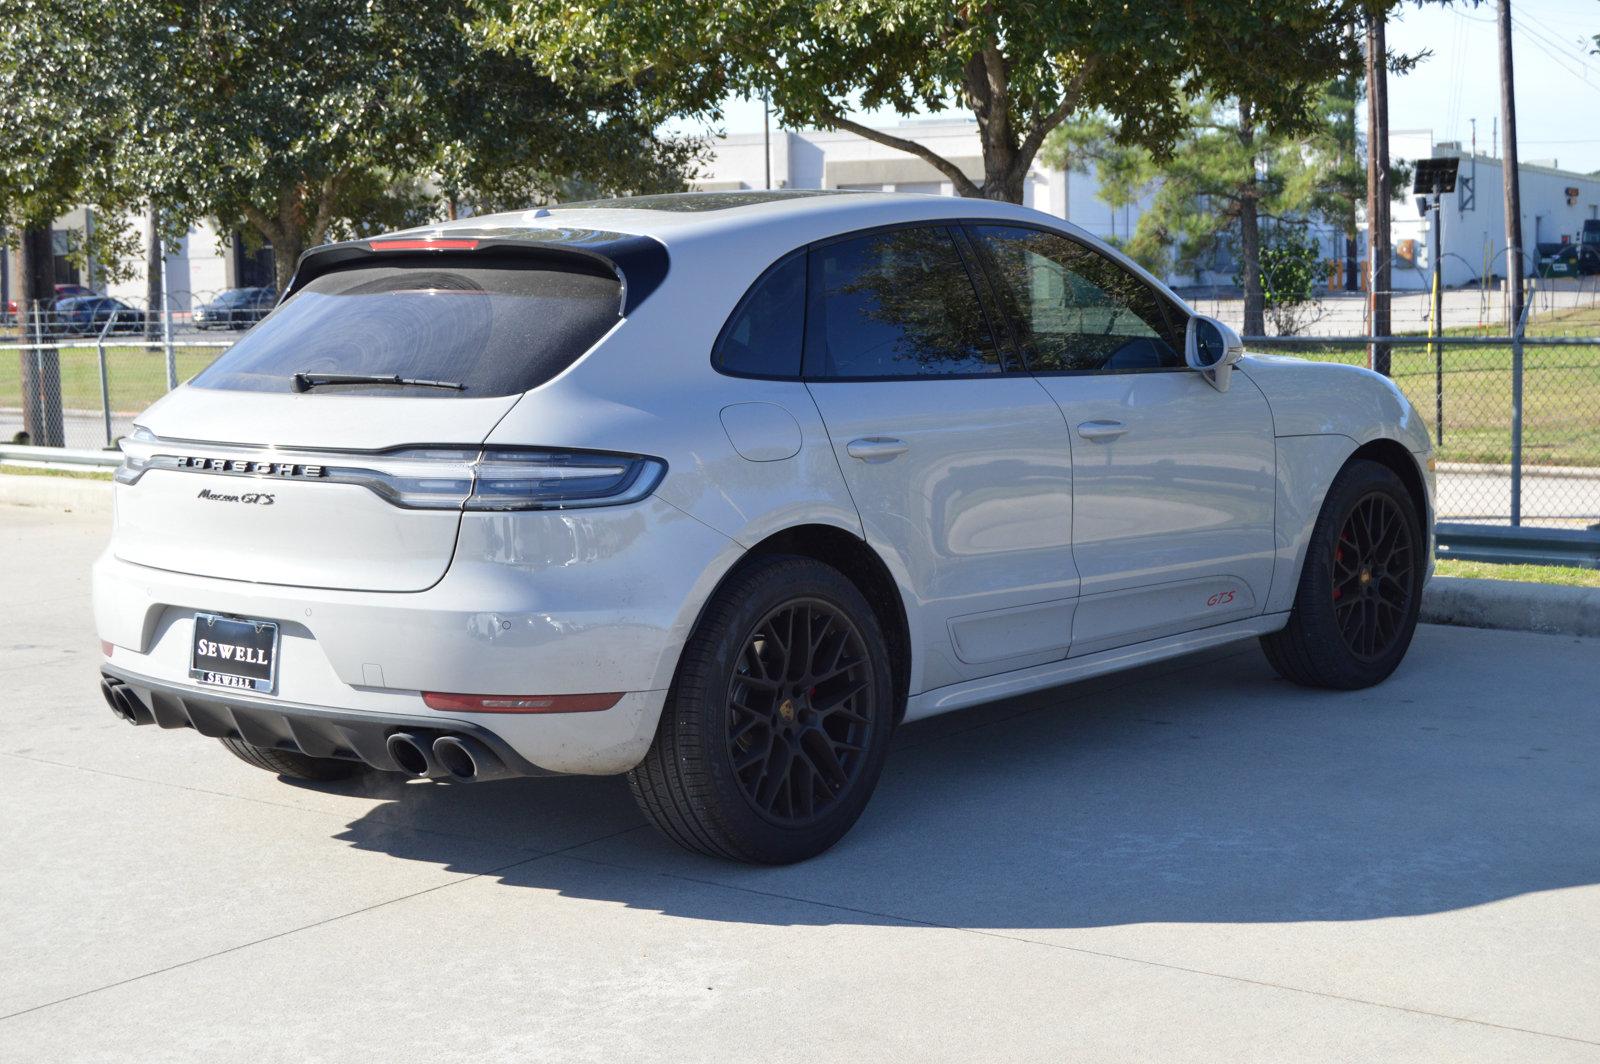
102, 665, 552, 777
92, 498, 745, 774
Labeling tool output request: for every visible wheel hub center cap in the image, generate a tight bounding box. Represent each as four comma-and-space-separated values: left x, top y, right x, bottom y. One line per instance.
778, 697, 797, 722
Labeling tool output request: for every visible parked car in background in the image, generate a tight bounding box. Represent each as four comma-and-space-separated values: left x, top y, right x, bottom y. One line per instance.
1536, 243, 1600, 278
194, 287, 277, 330
96, 191, 1435, 864
53, 295, 148, 335
6, 284, 100, 325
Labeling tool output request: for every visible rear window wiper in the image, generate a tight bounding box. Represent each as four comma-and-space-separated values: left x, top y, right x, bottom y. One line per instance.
291, 372, 466, 392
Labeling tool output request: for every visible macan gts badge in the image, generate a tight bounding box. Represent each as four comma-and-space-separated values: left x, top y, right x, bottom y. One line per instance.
94, 191, 1436, 863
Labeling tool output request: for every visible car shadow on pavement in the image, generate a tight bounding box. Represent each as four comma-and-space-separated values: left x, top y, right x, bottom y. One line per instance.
321, 640, 1600, 930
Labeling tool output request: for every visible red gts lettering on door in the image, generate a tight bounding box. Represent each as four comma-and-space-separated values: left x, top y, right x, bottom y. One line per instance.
1207, 590, 1236, 608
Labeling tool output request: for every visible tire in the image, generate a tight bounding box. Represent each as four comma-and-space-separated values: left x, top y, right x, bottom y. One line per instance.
628, 555, 897, 864
1260, 459, 1425, 689
219, 737, 359, 781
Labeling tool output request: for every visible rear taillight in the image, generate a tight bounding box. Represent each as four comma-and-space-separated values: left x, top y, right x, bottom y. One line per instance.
115, 431, 665, 512
463, 450, 664, 511
113, 426, 158, 484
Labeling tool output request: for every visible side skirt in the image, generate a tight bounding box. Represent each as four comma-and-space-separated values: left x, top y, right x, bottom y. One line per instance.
903, 612, 1291, 723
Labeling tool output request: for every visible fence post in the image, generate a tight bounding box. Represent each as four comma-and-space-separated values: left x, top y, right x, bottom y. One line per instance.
160, 253, 176, 391
1509, 301, 1528, 527
97, 311, 117, 447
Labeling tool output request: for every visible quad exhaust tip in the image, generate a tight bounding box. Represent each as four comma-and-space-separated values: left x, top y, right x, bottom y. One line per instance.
386, 732, 513, 782
101, 677, 154, 725
385, 732, 439, 778
432, 734, 514, 783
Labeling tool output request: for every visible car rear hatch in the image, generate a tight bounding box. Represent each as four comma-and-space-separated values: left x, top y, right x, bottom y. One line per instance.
111, 231, 667, 593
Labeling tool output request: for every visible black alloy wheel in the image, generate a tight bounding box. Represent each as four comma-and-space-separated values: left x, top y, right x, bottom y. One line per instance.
1330, 491, 1416, 661
1260, 459, 1425, 690
629, 555, 896, 864
725, 598, 877, 826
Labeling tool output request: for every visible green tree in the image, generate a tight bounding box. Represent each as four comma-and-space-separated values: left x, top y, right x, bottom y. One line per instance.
1052, 96, 1333, 334
116, 0, 699, 290
477, 0, 1395, 204
0, 0, 143, 442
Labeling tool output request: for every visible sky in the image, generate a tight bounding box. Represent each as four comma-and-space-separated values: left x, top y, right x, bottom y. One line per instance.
682, 0, 1600, 176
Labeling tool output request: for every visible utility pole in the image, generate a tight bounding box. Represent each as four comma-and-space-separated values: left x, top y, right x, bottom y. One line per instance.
1345, 21, 1361, 291
1497, 0, 1524, 330
1365, 11, 1392, 375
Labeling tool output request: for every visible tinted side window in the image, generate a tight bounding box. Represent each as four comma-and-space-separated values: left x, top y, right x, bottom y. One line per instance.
713, 252, 805, 377
973, 225, 1182, 372
804, 226, 1002, 379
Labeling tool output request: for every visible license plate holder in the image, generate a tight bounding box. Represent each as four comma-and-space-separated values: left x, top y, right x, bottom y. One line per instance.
190, 613, 279, 693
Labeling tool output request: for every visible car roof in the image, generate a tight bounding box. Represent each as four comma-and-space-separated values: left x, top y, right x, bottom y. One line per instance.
383, 190, 1082, 246
353, 190, 1196, 319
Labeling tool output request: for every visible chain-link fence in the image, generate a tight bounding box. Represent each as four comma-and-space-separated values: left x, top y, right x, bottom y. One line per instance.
2, 304, 232, 449
1184, 272, 1600, 338
1246, 332, 1600, 531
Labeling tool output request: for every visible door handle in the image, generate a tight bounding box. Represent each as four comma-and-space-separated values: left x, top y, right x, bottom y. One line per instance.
1076, 419, 1129, 441
846, 437, 910, 462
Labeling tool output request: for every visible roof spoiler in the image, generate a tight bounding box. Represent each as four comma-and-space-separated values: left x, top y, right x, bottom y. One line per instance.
284, 227, 670, 316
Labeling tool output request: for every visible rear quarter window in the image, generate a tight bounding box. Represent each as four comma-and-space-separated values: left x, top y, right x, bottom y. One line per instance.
713, 252, 806, 378
191, 254, 622, 397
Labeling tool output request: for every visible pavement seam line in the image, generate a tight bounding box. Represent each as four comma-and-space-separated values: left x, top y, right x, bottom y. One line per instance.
0, 822, 652, 1025
557, 852, 1600, 1049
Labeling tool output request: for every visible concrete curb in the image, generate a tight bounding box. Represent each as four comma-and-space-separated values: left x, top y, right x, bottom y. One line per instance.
1435, 461, 1600, 480
0, 472, 112, 515
1422, 576, 1600, 639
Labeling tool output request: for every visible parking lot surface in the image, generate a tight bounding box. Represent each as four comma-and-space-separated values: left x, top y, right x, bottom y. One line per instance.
3, 505, 1599, 1062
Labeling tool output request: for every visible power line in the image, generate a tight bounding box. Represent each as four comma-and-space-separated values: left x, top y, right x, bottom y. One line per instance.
1512, 12, 1600, 75
1511, 20, 1600, 93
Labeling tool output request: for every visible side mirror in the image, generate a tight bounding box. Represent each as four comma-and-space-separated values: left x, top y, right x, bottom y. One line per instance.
1185, 315, 1244, 392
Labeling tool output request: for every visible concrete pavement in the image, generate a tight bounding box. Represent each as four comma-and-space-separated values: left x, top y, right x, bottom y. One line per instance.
3, 505, 1600, 1062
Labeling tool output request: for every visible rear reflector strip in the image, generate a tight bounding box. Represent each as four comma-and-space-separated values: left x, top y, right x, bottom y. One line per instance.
368, 238, 480, 251
421, 692, 624, 714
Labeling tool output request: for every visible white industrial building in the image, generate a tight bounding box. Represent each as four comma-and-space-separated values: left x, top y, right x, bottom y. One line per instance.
1389, 129, 1600, 290
699, 121, 1600, 293
697, 118, 1156, 250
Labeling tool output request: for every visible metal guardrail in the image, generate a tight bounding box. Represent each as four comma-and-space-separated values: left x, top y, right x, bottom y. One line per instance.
1436, 522, 1600, 570
0, 443, 122, 468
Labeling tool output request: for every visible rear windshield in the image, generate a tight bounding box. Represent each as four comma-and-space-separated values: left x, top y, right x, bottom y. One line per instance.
191, 255, 622, 397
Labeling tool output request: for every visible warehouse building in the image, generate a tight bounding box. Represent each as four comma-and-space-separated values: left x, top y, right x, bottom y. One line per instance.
1388, 129, 1600, 289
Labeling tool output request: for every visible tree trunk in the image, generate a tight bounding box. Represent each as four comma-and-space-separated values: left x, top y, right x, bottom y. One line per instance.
1237, 102, 1266, 336
145, 208, 164, 341
271, 234, 304, 294
1239, 201, 1265, 336
981, 144, 1026, 203
17, 225, 64, 447
1365, 13, 1393, 375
